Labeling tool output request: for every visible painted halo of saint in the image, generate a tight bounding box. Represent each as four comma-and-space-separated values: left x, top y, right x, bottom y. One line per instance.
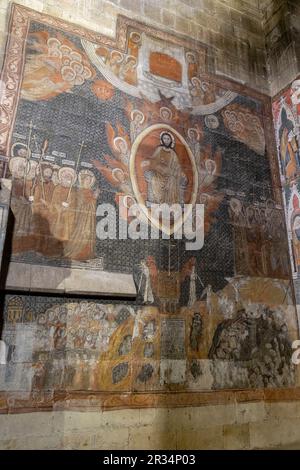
78, 169, 96, 189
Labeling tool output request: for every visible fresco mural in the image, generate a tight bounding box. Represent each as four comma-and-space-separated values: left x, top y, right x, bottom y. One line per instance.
272, 77, 300, 286
0, 5, 298, 410
0, 278, 297, 411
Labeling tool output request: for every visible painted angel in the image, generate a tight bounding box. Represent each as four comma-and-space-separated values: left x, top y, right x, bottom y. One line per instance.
21, 32, 94, 101
187, 126, 202, 167
93, 121, 137, 222
124, 99, 146, 143
196, 145, 224, 235
93, 121, 132, 192
129, 109, 145, 142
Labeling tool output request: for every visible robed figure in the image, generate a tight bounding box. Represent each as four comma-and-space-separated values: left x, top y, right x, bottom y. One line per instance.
143, 131, 187, 205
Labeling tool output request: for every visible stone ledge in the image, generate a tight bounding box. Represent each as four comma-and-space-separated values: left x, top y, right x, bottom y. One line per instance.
5, 262, 137, 297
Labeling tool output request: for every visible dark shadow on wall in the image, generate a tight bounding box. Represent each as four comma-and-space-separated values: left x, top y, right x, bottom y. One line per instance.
0, 207, 74, 341
0, 207, 15, 340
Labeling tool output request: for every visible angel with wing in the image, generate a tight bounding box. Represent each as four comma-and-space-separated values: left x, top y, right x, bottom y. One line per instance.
187, 126, 202, 167
123, 98, 147, 143
93, 121, 137, 221
105, 122, 131, 166
130, 109, 145, 143
195, 145, 224, 235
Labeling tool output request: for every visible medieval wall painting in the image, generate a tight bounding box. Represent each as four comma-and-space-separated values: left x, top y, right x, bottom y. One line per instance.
0, 276, 297, 410
0, 5, 298, 410
273, 79, 300, 286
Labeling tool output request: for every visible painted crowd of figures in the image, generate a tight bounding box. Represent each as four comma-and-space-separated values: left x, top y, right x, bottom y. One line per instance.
10, 148, 99, 260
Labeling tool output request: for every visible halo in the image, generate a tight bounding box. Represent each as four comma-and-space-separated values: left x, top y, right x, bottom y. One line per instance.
47, 38, 61, 49
160, 131, 175, 148
205, 159, 216, 174
112, 167, 125, 182
129, 31, 141, 44
125, 55, 137, 67
199, 193, 209, 204
186, 51, 196, 63
246, 205, 255, 220
123, 194, 136, 209
187, 127, 200, 141
78, 169, 95, 187
58, 166, 77, 184
266, 199, 275, 209
110, 50, 123, 63
230, 198, 242, 215
113, 136, 128, 151
60, 45, 72, 57
159, 107, 172, 120
131, 109, 145, 124
10, 142, 30, 158
191, 76, 201, 87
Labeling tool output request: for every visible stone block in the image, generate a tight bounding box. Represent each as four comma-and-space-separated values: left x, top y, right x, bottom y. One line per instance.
165, 407, 195, 429
266, 402, 300, 419
0, 438, 17, 450
63, 432, 94, 450
175, 16, 191, 34
236, 401, 266, 424
120, 0, 142, 13
191, 404, 237, 427
177, 425, 224, 449
6, 412, 56, 438
139, 407, 170, 426
174, 2, 195, 20
249, 418, 300, 449
162, 9, 176, 28
129, 425, 176, 450
6, 262, 31, 291
64, 268, 136, 297
143, 0, 162, 24
0, 414, 11, 440
92, 427, 129, 450
63, 411, 103, 432
30, 264, 66, 293
102, 408, 140, 428
223, 423, 250, 449
6, 261, 136, 296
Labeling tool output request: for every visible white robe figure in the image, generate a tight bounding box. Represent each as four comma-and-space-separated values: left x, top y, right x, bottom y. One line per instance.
0, 340, 7, 364
188, 265, 197, 307
132, 309, 143, 340
139, 261, 154, 303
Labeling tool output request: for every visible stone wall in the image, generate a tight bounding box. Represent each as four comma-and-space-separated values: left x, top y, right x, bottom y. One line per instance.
3, 401, 300, 449
0, 0, 268, 93
262, 0, 300, 95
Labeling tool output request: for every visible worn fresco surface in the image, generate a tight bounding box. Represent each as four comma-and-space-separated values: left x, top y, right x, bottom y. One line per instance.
0, 4, 298, 410
272, 78, 300, 306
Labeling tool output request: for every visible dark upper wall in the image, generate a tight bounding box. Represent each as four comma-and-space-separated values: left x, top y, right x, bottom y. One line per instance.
262, 0, 300, 95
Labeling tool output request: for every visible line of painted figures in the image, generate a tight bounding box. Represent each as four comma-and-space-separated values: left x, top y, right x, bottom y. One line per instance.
9, 150, 99, 260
